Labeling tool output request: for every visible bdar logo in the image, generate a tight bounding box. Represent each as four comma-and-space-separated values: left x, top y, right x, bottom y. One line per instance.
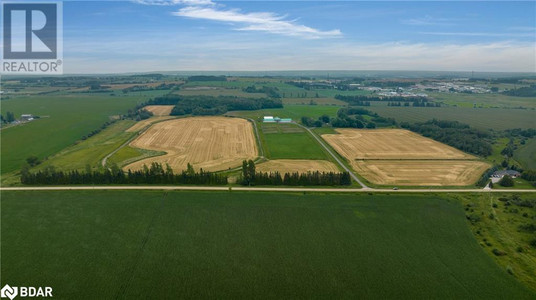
0, 285, 18, 300
0, 284, 53, 299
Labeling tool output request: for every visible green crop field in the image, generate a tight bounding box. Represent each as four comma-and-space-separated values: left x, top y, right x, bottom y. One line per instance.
1, 95, 145, 174
263, 132, 327, 160
515, 138, 536, 170
366, 106, 535, 130
1, 191, 533, 299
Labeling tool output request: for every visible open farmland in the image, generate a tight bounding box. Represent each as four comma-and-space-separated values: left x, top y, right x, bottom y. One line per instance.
124, 117, 257, 172
256, 159, 340, 174
322, 129, 489, 186
143, 105, 174, 116
175, 87, 266, 98
366, 106, 536, 130
0, 95, 144, 174
1, 190, 533, 299
353, 160, 490, 186
125, 116, 175, 132
322, 129, 474, 160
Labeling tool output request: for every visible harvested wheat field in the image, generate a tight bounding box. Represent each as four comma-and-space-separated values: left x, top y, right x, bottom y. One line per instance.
256, 159, 339, 174
144, 105, 174, 116
125, 116, 175, 133
352, 160, 490, 186
322, 128, 473, 160
124, 116, 257, 172
322, 128, 489, 186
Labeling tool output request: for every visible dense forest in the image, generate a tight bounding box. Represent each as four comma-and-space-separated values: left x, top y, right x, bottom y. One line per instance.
242, 85, 281, 98
401, 119, 493, 157
21, 162, 228, 185
240, 160, 351, 186
164, 95, 283, 116
302, 107, 396, 129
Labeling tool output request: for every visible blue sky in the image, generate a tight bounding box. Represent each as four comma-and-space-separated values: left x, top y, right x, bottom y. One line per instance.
60, 0, 535, 73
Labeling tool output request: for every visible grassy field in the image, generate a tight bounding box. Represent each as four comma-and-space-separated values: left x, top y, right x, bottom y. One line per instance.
515, 138, 536, 170
33, 120, 136, 172
1, 191, 533, 299
455, 193, 536, 290
107, 146, 166, 168
1, 95, 145, 174
366, 106, 535, 130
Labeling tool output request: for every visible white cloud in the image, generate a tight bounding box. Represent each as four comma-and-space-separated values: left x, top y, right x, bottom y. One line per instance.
64, 35, 536, 73
173, 6, 341, 39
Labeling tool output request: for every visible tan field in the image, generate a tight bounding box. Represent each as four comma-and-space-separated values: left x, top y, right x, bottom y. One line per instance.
144, 105, 174, 116
256, 160, 340, 174
125, 116, 175, 133
322, 128, 489, 186
322, 128, 474, 160
352, 160, 490, 186
124, 116, 258, 172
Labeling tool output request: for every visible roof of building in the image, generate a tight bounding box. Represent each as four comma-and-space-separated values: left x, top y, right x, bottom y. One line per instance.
492, 170, 521, 177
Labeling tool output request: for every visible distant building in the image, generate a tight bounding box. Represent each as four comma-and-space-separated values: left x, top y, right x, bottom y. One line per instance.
263, 116, 275, 123
492, 170, 521, 178
263, 116, 292, 123
20, 114, 34, 121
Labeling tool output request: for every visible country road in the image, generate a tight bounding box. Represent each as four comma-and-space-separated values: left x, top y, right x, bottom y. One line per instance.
294, 122, 370, 189
1, 186, 534, 193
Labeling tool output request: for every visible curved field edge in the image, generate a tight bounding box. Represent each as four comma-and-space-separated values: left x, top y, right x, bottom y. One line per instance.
123, 117, 258, 172
1, 190, 533, 299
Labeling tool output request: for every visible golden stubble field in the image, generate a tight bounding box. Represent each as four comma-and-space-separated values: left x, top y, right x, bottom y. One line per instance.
322, 129, 474, 160
322, 129, 490, 186
124, 116, 258, 172
144, 105, 174, 116
256, 159, 340, 174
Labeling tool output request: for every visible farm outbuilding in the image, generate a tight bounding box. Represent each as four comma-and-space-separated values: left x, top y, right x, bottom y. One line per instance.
20, 114, 34, 121
263, 116, 275, 123
263, 116, 292, 123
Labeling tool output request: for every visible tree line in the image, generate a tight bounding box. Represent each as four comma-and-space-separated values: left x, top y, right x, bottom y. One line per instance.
401, 119, 493, 157
301, 107, 396, 129
240, 160, 351, 186
156, 95, 283, 116
502, 85, 536, 97
1, 111, 16, 123
21, 162, 228, 185
242, 85, 281, 98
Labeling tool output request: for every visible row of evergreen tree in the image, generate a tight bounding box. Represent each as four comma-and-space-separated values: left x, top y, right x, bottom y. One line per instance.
240, 160, 352, 186
21, 162, 228, 185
